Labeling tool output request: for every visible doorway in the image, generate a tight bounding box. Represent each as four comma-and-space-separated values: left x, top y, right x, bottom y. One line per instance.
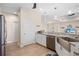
3, 13, 20, 55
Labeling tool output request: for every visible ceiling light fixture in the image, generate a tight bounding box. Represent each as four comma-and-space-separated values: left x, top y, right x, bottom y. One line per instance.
32, 3, 36, 9
54, 7, 57, 10
54, 16, 58, 19
13, 12, 17, 14
68, 10, 72, 14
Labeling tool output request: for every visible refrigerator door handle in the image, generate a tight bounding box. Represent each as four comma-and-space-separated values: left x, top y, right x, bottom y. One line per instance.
5, 29, 7, 39
5, 20, 7, 44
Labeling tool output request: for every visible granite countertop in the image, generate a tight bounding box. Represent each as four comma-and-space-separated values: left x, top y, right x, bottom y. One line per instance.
37, 32, 79, 40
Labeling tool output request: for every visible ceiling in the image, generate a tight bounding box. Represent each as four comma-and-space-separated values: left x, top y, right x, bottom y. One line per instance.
0, 3, 33, 14
0, 3, 79, 17
37, 3, 79, 16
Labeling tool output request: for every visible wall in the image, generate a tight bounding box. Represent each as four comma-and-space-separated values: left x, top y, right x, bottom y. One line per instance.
56, 20, 79, 34
20, 8, 42, 47
47, 20, 79, 34
42, 14, 79, 34
0, 12, 19, 43
66, 21, 79, 34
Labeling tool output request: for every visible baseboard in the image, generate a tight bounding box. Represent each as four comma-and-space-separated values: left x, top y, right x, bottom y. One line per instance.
6, 42, 17, 47
6, 41, 16, 44
20, 42, 36, 48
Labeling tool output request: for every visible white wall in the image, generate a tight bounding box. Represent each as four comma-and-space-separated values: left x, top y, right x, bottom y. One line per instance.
20, 8, 42, 47
47, 20, 79, 34
0, 13, 19, 43
41, 14, 79, 34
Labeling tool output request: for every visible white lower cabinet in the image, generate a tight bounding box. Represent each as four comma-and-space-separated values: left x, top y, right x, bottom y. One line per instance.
36, 33, 46, 47
56, 41, 63, 56
62, 47, 71, 56
41, 35, 46, 47
56, 38, 71, 56
56, 42, 70, 56
36, 34, 42, 44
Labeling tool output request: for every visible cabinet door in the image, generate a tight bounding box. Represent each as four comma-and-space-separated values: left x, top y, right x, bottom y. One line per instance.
36, 34, 46, 47
56, 38, 62, 56
36, 34, 42, 44
62, 47, 70, 56
56, 42, 63, 56
41, 35, 46, 47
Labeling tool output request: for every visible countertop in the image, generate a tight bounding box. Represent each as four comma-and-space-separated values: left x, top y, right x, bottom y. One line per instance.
37, 32, 79, 40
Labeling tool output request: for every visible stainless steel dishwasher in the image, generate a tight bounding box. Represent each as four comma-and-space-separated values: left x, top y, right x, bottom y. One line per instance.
46, 35, 55, 51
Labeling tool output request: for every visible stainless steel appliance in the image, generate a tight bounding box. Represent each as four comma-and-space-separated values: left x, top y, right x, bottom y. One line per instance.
47, 35, 55, 51
0, 15, 6, 56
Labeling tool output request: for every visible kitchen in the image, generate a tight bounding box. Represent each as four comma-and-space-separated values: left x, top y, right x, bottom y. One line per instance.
0, 3, 79, 56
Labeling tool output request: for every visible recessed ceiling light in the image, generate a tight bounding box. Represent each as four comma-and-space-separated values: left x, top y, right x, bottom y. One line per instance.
54, 16, 58, 19
54, 7, 57, 10
13, 12, 17, 14
39, 8, 43, 11
68, 10, 72, 14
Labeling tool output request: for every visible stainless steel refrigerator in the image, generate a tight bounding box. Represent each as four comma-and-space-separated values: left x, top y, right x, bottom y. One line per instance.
0, 15, 6, 56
